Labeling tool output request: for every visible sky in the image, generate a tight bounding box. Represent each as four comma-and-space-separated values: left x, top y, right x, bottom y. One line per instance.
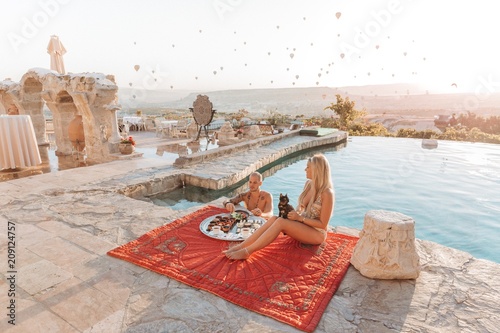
1, 0, 500, 94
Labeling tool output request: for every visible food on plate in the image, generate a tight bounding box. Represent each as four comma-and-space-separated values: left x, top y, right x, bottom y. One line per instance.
231, 210, 249, 221
203, 211, 265, 238
206, 215, 237, 233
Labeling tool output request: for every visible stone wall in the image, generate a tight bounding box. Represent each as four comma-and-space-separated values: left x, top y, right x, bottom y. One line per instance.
0, 68, 122, 164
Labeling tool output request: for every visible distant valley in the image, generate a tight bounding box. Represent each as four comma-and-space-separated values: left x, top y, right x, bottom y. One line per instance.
118, 84, 500, 118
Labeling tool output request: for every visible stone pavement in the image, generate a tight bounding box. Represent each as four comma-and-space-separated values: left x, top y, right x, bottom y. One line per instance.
1, 131, 499, 333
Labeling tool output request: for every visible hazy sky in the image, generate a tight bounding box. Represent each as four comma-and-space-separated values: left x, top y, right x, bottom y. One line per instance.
1, 0, 499, 93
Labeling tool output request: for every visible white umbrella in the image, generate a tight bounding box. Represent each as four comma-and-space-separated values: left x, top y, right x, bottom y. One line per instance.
47, 35, 66, 74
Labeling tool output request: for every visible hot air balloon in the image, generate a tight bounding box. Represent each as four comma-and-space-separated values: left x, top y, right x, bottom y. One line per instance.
335, 12, 341, 19
134, 65, 140, 71
290, 53, 294, 59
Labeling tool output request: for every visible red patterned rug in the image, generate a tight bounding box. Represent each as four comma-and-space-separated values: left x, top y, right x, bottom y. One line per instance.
108, 206, 358, 332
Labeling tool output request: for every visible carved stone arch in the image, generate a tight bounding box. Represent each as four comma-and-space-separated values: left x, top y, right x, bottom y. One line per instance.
2, 69, 122, 164
18, 73, 46, 143
51, 90, 81, 155
0, 80, 21, 115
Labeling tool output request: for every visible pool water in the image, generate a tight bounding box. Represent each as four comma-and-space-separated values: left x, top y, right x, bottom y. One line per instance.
151, 137, 500, 263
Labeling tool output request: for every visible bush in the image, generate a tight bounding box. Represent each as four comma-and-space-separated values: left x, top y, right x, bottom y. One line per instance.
349, 123, 391, 136
323, 94, 366, 130
458, 113, 500, 134
303, 115, 500, 144
395, 128, 437, 139
313, 94, 500, 145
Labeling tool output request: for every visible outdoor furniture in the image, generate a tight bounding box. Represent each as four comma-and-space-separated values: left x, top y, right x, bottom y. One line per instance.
189, 95, 216, 140
118, 119, 129, 135
0, 115, 42, 169
153, 118, 164, 137
171, 119, 188, 138
137, 118, 147, 131
123, 116, 146, 131
257, 123, 276, 135
144, 118, 154, 131
160, 120, 178, 138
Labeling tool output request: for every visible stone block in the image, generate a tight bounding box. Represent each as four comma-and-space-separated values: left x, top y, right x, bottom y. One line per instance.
350, 210, 420, 279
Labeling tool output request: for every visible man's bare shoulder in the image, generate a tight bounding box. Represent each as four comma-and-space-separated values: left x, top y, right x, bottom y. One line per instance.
260, 190, 273, 199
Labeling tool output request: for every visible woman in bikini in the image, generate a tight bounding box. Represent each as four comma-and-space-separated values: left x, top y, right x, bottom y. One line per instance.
224, 154, 334, 260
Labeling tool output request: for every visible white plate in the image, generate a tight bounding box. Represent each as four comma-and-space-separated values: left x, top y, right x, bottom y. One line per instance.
199, 211, 266, 241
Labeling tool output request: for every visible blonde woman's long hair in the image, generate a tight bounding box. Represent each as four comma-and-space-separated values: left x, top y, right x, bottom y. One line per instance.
297, 154, 333, 213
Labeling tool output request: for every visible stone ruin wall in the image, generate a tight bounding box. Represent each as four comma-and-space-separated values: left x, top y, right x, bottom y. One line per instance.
0, 68, 122, 164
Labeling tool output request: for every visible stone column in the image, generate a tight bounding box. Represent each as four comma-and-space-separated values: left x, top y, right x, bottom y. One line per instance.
350, 210, 421, 279
109, 109, 122, 143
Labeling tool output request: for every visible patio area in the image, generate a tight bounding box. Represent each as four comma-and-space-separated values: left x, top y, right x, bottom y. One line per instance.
0, 129, 212, 183
0, 129, 499, 333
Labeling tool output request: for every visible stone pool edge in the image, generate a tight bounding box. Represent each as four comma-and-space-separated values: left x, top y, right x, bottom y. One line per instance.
118, 129, 348, 199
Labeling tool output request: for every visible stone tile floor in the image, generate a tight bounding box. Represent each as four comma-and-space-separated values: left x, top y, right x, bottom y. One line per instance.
1, 129, 499, 333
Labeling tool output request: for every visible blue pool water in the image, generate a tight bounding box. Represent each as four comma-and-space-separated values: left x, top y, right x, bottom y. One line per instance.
151, 137, 500, 263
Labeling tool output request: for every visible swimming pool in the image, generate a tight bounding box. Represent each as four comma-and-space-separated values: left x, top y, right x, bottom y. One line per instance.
151, 137, 500, 263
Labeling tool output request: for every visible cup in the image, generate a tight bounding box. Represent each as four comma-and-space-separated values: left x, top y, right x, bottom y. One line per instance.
241, 227, 251, 238
211, 226, 221, 235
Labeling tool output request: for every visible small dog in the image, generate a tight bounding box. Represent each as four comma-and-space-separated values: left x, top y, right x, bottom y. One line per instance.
278, 193, 294, 219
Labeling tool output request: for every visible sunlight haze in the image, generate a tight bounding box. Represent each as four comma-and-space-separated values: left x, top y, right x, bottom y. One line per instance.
2, 0, 499, 94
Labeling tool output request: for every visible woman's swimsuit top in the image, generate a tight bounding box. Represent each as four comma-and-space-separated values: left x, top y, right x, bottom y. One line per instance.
305, 195, 322, 220
300, 181, 323, 220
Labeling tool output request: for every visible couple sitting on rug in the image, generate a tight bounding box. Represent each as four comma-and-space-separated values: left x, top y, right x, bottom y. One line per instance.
222, 154, 334, 260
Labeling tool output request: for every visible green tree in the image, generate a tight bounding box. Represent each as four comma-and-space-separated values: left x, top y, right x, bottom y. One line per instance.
324, 94, 366, 130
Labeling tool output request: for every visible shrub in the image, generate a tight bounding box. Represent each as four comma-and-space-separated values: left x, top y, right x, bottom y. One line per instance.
349, 123, 391, 136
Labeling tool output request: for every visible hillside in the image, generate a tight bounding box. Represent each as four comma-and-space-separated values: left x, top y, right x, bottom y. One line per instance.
118, 85, 500, 118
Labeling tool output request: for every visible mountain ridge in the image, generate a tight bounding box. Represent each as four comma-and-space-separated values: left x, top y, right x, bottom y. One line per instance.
118, 85, 500, 117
